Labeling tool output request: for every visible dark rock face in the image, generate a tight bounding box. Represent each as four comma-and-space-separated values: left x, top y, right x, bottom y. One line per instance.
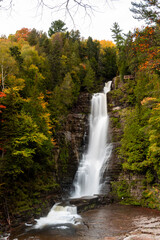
101, 92, 123, 196
57, 85, 123, 198
56, 83, 124, 199
56, 92, 91, 195
59, 195, 112, 213
107, 79, 147, 204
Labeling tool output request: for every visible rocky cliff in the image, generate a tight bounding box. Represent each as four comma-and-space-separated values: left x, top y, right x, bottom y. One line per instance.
56, 84, 123, 198
55, 92, 91, 195
108, 78, 160, 210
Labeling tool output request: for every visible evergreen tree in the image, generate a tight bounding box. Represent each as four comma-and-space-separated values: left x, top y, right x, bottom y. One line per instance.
82, 61, 95, 92
130, 0, 160, 25
110, 22, 124, 49
48, 20, 67, 37
100, 46, 117, 80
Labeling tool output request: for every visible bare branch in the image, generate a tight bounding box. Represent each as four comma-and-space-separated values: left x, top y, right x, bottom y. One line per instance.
0, 0, 13, 11
0, 0, 115, 25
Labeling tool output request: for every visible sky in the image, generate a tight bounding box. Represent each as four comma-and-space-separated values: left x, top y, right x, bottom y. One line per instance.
0, 0, 145, 41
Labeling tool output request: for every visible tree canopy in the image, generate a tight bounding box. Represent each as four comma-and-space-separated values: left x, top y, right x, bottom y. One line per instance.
48, 20, 68, 37
0, 22, 117, 222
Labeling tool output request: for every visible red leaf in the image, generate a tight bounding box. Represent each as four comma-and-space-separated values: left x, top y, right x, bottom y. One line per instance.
0, 105, 6, 109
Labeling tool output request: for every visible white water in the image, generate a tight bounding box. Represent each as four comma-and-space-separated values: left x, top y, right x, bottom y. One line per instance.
34, 82, 112, 229
34, 203, 81, 229
71, 81, 112, 198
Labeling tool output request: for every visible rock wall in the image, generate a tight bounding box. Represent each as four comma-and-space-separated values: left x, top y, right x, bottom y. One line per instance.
107, 78, 159, 209
55, 82, 125, 199
56, 83, 124, 198
55, 92, 91, 195
101, 84, 123, 196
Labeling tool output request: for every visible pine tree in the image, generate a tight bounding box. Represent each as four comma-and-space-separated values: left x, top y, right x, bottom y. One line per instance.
110, 22, 124, 49
130, 0, 160, 25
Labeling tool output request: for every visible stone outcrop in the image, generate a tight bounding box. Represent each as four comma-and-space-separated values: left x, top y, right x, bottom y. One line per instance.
107, 78, 157, 207
56, 85, 124, 198
56, 92, 91, 194
54, 84, 123, 198
56, 83, 124, 198
101, 82, 123, 196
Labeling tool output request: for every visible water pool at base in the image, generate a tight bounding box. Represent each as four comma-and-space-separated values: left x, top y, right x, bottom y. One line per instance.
9, 204, 160, 240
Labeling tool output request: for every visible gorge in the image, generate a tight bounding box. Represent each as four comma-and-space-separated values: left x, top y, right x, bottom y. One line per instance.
0, 16, 160, 239
30, 81, 113, 230
7, 80, 160, 240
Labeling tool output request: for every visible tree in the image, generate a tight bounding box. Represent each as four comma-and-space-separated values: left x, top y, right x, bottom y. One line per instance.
147, 101, 160, 179
69, 30, 81, 42
111, 22, 124, 49
100, 46, 117, 80
20, 43, 48, 95
0, 91, 6, 113
48, 33, 63, 88
14, 28, 31, 42
48, 20, 67, 37
82, 61, 95, 92
0, 40, 17, 91
127, 26, 160, 74
49, 72, 75, 118
130, 0, 160, 25
0, 73, 56, 213
86, 37, 100, 77
10, 46, 23, 67
27, 28, 39, 46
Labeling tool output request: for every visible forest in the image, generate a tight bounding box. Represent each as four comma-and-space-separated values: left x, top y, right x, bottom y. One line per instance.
0, 20, 117, 224
110, 0, 160, 209
0, 0, 160, 228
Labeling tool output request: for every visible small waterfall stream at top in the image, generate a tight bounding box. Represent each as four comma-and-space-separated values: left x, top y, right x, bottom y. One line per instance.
71, 81, 112, 198
32, 81, 112, 230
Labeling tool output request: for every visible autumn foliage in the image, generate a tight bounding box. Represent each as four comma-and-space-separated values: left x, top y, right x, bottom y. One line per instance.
112, 9, 160, 208
15, 28, 31, 42
129, 25, 160, 73
0, 91, 6, 113
0, 26, 116, 217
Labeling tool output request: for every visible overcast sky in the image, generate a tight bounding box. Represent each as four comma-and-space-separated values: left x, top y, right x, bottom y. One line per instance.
0, 0, 145, 41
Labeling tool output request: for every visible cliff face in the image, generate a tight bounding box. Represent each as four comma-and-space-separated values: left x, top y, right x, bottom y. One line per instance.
107, 79, 144, 203
101, 85, 123, 196
108, 78, 160, 210
56, 85, 124, 198
55, 92, 91, 194
56, 85, 123, 198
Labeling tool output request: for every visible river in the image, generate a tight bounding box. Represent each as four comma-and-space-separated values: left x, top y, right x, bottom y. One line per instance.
9, 203, 160, 240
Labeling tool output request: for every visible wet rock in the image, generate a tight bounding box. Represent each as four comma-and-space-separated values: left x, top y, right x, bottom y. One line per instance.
123, 234, 160, 240
56, 92, 91, 192
69, 195, 112, 213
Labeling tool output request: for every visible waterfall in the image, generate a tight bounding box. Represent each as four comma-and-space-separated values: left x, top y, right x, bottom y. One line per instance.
34, 203, 81, 229
71, 81, 112, 198
33, 82, 112, 229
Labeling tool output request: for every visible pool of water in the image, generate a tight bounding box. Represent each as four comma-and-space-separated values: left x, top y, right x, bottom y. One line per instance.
9, 203, 160, 240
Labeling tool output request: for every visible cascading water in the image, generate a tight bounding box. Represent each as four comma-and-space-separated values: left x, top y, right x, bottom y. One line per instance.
71, 81, 112, 198
34, 203, 81, 229
33, 82, 112, 230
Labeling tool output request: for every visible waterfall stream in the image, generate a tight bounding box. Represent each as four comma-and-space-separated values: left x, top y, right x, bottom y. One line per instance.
34, 81, 112, 229
71, 81, 112, 198
34, 203, 81, 229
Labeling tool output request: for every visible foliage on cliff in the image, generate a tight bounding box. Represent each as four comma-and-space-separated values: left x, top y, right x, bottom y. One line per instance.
111, 3, 160, 209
